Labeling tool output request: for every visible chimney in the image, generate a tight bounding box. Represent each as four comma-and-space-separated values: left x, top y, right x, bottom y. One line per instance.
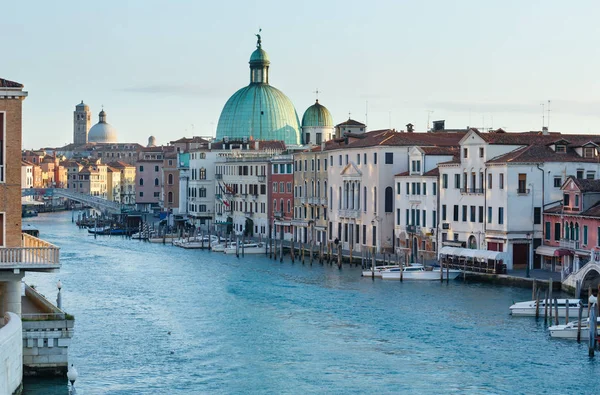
406, 123, 414, 133
255, 140, 259, 150
321, 140, 325, 152
432, 120, 445, 131
542, 126, 549, 135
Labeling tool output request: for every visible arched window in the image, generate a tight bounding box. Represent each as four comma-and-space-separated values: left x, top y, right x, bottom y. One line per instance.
385, 186, 393, 212
154, 178, 159, 186
357, 182, 361, 210
199, 188, 206, 198
345, 183, 349, 209
304, 181, 308, 197
338, 187, 342, 209
324, 181, 328, 197
363, 186, 367, 212
329, 186, 333, 207
575, 222, 580, 241
139, 178, 144, 186
311, 180, 315, 197
287, 199, 291, 213
280, 199, 284, 213
273, 199, 277, 212
317, 181, 321, 197
374, 187, 378, 213
168, 174, 173, 185
167, 191, 173, 204
199, 168, 206, 180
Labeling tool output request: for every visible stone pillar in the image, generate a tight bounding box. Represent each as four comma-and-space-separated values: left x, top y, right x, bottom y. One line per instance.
4, 280, 22, 316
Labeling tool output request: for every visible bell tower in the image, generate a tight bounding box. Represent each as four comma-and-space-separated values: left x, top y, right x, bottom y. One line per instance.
73, 100, 91, 145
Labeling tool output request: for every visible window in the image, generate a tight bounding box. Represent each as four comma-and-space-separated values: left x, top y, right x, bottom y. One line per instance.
385, 152, 393, 164
279, 182, 284, 193
139, 178, 144, 186
373, 153, 377, 164
577, 169, 584, 179
470, 206, 475, 222
555, 223, 561, 241
478, 206, 483, 223
498, 207, 504, 225
199, 188, 206, 197
397, 182, 401, 194
363, 224, 366, 245
273, 182, 278, 193
584, 147, 596, 158
422, 182, 427, 195
442, 174, 448, 189
397, 209, 401, 225
139, 165, 144, 172
433, 182, 437, 195
344, 155, 348, 165
364, 153, 367, 165
462, 205, 467, 222
168, 174, 173, 185
0, 213, 3, 245
554, 177, 562, 188
584, 225, 588, 245
199, 205, 207, 212
422, 210, 426, 228
406, 209, 409, 225
575, 194, 579, 208
556, 145, 566, 153
338, 155, 342, 166
564, 193, 570, 206
453, 205, 459, 221
488, 173, 492, 189
442, 205, 447, 221
479, 147, 484, 158
357, 154, 361, 165
454, 174, 461, 189
488, 207, 492, 223
432, 210, 437, 228
154, 178, 159, 186
545, 222, 551, 240
534, 207, 541, 224
199, 168, 206, 180
587, 171, 595, 180
155, 165, 159, 172
499, 174, 504, 189
384, 187, 393, 212
167, 191, 173, 203
139, 191, 144, 197
463, 148, 468, 158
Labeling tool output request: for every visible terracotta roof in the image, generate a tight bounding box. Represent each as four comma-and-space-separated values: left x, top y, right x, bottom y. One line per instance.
170, 136, 209, 144
336, 119, 366, 127
545, 201, 600, 218
395, 171, 409, 177
106, 160, 133, 168
0, 78, 23, 88
419, 146, 458, 155
21, 160, 35, 166
487, 144, 599, 164
571, 177, 600, 193
423, 167, 440, 176
323, 129, 463, 151
395, 168, 439, 177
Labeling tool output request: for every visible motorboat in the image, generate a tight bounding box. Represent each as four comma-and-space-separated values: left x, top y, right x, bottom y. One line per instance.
362, 265, 400, 277
509, 299, 587, 317
223, 242, 266, 254
380, 264, 461, 280
148, 234, 180, 243
212, 242, 236, 253
549, 317, 600, 339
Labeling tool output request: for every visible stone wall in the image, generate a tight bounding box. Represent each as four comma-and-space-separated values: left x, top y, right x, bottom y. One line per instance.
0, 312, 23, 394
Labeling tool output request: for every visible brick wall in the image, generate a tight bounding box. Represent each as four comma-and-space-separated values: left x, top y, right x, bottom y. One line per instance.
0, 98, 24, 248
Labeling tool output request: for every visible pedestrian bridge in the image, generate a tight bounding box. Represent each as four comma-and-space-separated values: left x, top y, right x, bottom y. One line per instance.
22, 188, 124, 214
562, 261, 600, 294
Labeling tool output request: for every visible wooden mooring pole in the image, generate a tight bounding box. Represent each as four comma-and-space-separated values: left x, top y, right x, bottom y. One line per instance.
565, 299, 569, 325
577, 303, 583, 343
290, 239, 295, 263
548, 278, 553, 323
535, 288, 541, 319
544, 290, 549, 323
338, 244, 343, 269
589, 304, 597, 357
554, 298, 559, 326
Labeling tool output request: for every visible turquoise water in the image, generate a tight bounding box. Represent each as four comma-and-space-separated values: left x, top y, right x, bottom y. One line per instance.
22, 212, 600, 394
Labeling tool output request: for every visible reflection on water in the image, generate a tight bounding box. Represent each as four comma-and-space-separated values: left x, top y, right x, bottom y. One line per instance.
21, 212, 600, 394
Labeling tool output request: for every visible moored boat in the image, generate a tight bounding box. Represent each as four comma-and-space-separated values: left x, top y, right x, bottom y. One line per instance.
223, 242, 266, 254
380, 264, 461, 280
549, 317, 600, 339
362, 265, 400, 277
509, 299, 587, 317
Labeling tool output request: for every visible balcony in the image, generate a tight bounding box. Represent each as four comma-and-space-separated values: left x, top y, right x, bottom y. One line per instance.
460, 187, 484, 194
320, 197, 327, 206
244, 212, 254, 217
517, 188, 530, 195
559, 239, 581, 250
0, 233, 60, 271
299, 197, 307, 204
274, 210, 283, 218
215, 174, 222, 180
339, 209, 361, 219
257, 175, 266, 183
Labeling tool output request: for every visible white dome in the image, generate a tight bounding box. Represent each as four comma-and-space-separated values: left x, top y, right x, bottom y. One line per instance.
88, 110, 118, 143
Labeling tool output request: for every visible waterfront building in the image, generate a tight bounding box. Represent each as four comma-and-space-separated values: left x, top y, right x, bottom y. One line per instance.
292, 146, 329, 245
77, 163, 108, 197
21, 160, 34, 189
106, 161, 136, 205
135, 146, 175, 212
438, 128, 600, 271
301, 100, 334, 146
0, 78, 62, 391
394, 146, 457, 265
215, 35, 301, 146
106, 165, 122, 203
269, 155, 294, 241
187, 143, 218, 231
161, 150, 179, 214
214, 139, 285, 237
326, 128, 464, 254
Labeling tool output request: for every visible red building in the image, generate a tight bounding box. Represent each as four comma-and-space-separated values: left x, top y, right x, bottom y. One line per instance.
541, 177, 600, 273
269, 155, 294, 240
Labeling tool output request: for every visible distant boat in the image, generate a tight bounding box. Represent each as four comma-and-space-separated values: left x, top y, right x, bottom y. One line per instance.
223, 242, 266, 254
22, 210, 38, 218
88, 226, 111, 235
509, 299, 587, 317
362, 265, 400, 277
380, 264, 461, 280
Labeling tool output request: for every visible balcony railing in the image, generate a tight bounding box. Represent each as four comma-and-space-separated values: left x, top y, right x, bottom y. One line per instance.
460, 187, 484, 194
244, 212, 254, 217
274, 210, 283, 218
339, 209, 361, 219
0, 233, 60, 269
559, 239, 581, 250
215, 174, 222, 180
257, 175, 266, 183
300, 197, 307, 204
517, 188, 530, 195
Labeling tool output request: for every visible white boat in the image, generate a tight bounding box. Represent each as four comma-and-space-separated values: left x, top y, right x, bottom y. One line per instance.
380, 264, 461, 280
212, 242, 236, 252
223, 242, 266, 254
148, 234, 179, 243
549, 317, 600, 339
509, 299, 587, 317
362, 265, 400, 277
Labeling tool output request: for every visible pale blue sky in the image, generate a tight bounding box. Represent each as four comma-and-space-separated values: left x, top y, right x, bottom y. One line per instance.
5, 0, 600, 149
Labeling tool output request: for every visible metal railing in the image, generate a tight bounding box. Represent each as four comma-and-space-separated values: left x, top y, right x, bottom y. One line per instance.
274, 210, 283, 218
0, 233, 60, 266
460, 187, 484, 194
257, 175, 266, 182
339, 209, 361, 219
215, 174, 223, 180
559, 239, 581, 250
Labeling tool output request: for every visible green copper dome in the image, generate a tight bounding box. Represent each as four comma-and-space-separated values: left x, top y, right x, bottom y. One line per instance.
216, 38, 301, 145
302, 100, 334, 127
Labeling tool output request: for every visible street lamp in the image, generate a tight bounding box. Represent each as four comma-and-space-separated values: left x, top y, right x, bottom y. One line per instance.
526, 232, 531, 278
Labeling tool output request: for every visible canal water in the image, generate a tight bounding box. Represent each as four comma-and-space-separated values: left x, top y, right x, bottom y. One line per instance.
21, 212, 600, 394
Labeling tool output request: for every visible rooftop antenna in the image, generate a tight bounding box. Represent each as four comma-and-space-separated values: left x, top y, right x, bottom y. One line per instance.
426, 110, 434, 131
541, 102, 545, 128
348, 111, 352, 120
547, 100, 551, 131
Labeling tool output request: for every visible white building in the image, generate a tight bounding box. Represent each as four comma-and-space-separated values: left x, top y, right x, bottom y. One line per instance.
438, 128, 600, 270
21, 160, 34, 189
394, 146, 457, 264
187, 148, 219, 230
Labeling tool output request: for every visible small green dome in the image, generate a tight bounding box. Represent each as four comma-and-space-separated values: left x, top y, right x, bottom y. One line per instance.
302, 100, 333, 127
250, 48, 270, 65
216, 84, 301, 145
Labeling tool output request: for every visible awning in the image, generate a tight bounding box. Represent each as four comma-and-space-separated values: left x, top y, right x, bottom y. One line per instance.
439, 246, 509, 262
535, 245, 574, 257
